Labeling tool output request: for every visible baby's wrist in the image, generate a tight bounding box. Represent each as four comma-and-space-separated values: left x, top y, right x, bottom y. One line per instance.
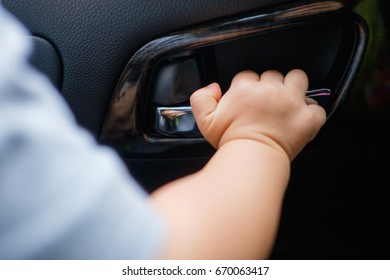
218, 133, 291, 162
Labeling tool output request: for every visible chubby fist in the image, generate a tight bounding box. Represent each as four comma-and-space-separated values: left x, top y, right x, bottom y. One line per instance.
190, 69, 326, 160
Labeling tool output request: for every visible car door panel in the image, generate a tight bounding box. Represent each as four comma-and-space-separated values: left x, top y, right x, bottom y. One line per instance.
3, 0, 390, 259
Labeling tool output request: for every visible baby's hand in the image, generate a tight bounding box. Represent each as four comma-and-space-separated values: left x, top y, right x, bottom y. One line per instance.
190, 69, 326, 160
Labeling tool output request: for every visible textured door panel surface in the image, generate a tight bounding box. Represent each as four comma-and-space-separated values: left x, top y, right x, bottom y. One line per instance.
3, 0, 291, 136
4, 0, 390, 259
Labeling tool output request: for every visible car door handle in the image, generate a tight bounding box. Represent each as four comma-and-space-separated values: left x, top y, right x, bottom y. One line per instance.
156, 106, 200, 137
100, 1, 366, 158
156, 88, 331, 137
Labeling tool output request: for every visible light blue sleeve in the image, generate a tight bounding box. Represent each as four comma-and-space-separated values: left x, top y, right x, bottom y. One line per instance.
0, 5, 166, 260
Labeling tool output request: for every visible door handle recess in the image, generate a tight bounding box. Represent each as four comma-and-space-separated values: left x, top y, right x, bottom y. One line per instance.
100, 1, 366, 158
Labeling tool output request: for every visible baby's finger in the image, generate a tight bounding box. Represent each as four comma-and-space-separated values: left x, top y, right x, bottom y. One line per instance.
284, 69, 309, 95
305, 97, 318, 105
306, 103, 327, 135
231, 70, 260, 84
190, 83, 222, 125
260, 70, 284, 83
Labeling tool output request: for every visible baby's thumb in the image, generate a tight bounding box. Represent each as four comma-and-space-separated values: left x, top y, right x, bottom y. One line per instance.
190, 83, 222, 126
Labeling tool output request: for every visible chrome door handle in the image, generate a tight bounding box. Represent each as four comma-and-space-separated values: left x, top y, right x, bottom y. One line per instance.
156, 106, 201, 137
155, 88, 331, 137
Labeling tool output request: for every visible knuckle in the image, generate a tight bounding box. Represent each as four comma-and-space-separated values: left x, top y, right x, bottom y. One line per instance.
261, 82, 279, 95
289, 69, 308, 82
264, 69, 282, 76
232, 70, 259, 83
237, 69, 256, 77
233, 78, 254, 92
